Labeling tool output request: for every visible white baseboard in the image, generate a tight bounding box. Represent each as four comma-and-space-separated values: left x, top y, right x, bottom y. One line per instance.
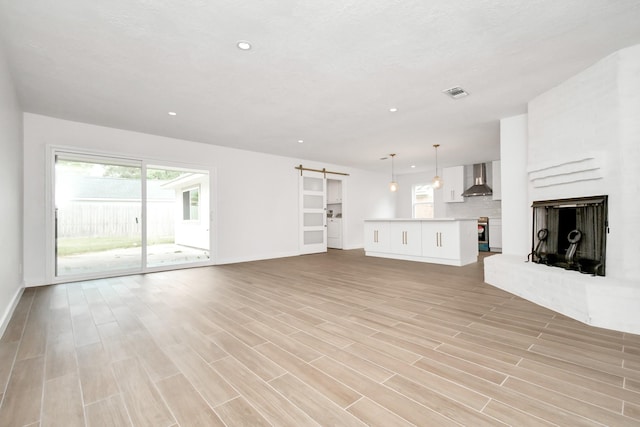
0, 285, 25, 339
341, 244, 364, 250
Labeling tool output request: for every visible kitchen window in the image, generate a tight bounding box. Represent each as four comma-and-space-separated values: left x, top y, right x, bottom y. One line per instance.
412, 184, 434, 219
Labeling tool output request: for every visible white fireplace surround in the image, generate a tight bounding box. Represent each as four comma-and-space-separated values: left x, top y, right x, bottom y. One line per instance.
485, 43, 640, 334
528, 154, 604, 188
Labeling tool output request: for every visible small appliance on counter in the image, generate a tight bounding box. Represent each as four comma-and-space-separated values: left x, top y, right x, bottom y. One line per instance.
327, 206, 342, 218
478, 217, 489, 252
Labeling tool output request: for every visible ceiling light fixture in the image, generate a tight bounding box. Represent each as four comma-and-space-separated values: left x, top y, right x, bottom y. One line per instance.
237, 40, 252, 50
297, 139, 304, 144
389, 153, 398, 192
432, 144, 442, 189
389, 107, 398, 112
168, 111, 177, 116
411, 165, 416, 168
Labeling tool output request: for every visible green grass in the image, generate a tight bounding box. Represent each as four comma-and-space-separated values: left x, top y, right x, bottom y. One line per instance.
57, 236, 175, 256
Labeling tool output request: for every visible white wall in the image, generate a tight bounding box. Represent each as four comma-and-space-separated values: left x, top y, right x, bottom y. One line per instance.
394, 171, 444, 219
341, 171, 395, 249
23, 114, 393, 285
618, 45, 640, 280
499, 114, 529, 257
0, 43, 24, 335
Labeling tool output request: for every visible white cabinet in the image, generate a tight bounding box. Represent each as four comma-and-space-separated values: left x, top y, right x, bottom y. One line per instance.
492, 160, 502, 201
489, 218, 502, 252
426, 219, 478, 264
364, 219, 478, 266
422, 221, 460, 260
390, 222, 422, 256
327, 179, 343, 204
364, 221, 390, 253
327, 218, 342, 249
442, 166, 465, 203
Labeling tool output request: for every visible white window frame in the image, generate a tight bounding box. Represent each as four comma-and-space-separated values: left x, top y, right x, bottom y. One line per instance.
46, 145, 215, 283
412, 183, 435, 219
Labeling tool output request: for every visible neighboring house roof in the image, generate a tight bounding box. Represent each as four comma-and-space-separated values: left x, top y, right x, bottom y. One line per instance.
62, 176, 174, 201
161, 173, 206, 190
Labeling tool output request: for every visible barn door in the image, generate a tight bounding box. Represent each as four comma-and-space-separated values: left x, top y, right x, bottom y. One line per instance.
299, 170, 327, 254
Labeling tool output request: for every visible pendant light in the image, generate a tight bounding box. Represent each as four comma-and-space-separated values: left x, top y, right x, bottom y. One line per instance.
389, 153, 398, 192
432, 144, 442, 189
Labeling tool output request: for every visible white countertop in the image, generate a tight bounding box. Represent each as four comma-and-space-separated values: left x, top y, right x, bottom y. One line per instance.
364, 218, 477, 222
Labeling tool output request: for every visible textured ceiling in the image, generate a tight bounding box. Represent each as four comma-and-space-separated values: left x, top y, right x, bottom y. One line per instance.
2, 0, 640, 174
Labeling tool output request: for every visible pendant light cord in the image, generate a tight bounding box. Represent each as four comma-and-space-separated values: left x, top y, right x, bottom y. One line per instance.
435, 145, 438, 175
432, 144, 442, 189
391, 154, 395, 181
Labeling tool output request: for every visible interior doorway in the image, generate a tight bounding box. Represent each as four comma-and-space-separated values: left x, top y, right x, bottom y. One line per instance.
326, 178, 344, 249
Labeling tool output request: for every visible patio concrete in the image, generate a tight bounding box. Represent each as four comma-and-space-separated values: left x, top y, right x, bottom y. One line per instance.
57, 243, 209, 277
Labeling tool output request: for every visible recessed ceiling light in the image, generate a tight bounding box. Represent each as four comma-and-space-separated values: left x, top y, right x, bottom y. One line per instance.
237, 40, 252, 50
168, 111, 177, 116
389, 107, 398, 112
298, 139, 304, 144
411, 165, 416, 168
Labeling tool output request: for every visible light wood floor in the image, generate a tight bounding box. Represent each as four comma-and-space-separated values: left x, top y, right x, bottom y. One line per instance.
1, 250, 640, 426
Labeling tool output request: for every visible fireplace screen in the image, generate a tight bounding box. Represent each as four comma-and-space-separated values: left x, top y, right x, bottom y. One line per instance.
530, 195, 608, 276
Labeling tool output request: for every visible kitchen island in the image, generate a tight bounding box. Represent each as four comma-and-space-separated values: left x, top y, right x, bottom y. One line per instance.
364, 218, 478, 266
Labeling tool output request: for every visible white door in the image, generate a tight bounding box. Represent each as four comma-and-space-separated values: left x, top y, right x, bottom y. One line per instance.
299, 171, 327, 254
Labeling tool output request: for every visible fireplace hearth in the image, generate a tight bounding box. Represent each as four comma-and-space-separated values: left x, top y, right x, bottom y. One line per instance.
529, 195, 608, 276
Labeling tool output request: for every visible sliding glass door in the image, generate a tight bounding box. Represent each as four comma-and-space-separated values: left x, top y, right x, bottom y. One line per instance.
54, 151, 210, 280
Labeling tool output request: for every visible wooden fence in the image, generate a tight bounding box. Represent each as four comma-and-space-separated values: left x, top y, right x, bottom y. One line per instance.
57, 201, 174, 238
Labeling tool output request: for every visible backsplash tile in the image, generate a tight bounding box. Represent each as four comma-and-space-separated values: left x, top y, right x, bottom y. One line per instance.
444, 164, 502, 218
445, 195, 502, 218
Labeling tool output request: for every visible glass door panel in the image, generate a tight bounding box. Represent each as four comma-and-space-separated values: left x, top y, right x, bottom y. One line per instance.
55, 155, 142, 277
146, 166, 210, 268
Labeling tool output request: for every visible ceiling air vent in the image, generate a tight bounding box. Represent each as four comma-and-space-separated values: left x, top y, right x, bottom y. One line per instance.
443, 86, 469, 99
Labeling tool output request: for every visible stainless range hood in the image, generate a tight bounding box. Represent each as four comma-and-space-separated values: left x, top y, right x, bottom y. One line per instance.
462, 163, 493, 197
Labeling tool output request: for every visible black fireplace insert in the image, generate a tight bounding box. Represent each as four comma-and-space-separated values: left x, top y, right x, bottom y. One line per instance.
529, 195, 608, 276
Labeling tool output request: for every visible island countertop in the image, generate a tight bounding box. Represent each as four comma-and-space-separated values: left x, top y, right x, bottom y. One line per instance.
364, 218, 477, 222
